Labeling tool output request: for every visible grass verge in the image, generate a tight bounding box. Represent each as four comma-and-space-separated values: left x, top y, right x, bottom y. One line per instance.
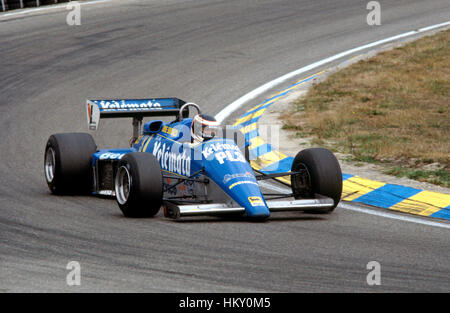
281, 30, 450, 187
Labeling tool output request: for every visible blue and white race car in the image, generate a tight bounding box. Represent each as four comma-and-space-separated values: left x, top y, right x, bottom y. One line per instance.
44, 98, 342, 220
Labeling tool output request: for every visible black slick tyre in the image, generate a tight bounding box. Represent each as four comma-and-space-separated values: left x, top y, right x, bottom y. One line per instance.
115, 152, 163, 218
44, 133, 97, 195
291, 148, 342, 213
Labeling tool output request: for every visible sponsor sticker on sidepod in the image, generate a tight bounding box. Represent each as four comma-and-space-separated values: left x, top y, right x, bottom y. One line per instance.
152, 142, 191, 177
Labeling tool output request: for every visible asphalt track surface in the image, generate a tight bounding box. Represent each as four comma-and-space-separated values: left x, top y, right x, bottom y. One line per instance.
1, 0, 449, 292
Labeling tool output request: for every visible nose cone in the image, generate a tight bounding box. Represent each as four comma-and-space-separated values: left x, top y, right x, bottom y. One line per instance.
201, 139, 270, 218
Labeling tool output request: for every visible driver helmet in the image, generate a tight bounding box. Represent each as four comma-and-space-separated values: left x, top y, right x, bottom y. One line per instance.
191, 114, 220, 143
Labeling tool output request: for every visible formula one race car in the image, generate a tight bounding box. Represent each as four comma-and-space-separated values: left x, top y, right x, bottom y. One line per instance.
44, 98, 342, 220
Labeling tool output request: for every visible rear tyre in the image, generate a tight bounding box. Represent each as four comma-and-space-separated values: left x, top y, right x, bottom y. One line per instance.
44, 133, 97, 195
291, 148, 342, 213
115, 152, 163, 218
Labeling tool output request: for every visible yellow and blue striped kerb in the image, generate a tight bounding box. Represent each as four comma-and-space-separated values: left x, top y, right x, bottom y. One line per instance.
232, 74, 450, 220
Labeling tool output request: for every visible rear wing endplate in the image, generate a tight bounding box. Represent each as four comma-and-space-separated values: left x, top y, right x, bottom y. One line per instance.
86, 98, 187, 130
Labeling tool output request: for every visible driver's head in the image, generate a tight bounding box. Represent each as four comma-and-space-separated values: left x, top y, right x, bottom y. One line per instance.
191, 114, 220, 143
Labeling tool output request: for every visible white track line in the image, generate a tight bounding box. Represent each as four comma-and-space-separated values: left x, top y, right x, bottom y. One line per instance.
0, 0, 109, 18
215, 21, 450, 123
339, 202, 450, 229
259, 181, 450, 229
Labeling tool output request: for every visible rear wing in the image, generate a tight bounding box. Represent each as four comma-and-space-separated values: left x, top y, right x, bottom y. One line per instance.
86, 98, 187, 131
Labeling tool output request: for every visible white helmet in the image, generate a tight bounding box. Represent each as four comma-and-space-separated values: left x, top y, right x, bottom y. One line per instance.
191, 114, 220, 143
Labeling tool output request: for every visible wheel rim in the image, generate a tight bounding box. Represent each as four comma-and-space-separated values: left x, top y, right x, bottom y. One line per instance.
44, 147, 56, 183
115, 166, 131, 205
291, 162, 312, 198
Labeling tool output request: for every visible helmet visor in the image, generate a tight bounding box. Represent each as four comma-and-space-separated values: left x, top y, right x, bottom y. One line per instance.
192, 115, 220, 142
201, 124, 218, 139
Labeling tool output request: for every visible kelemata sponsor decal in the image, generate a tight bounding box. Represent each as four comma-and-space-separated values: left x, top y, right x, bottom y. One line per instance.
97, 100, 162, 111
202, 142, 245, 165
152, 141, 191, 176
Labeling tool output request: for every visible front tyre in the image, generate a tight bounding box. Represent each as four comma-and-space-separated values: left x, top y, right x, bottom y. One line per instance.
44, 133, 97, 195
115, 152, 163, 218
291, 148, 342, 213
